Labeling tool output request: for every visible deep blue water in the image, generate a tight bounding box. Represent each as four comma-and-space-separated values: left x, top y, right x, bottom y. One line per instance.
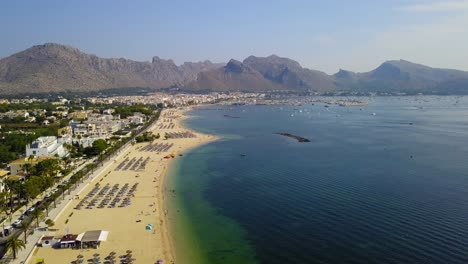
175, 96, 468, 264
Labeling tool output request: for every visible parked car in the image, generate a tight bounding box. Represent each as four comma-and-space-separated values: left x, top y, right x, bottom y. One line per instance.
25, 207, 35, 215
12, 219, 22, 228
3, 226, 13, 236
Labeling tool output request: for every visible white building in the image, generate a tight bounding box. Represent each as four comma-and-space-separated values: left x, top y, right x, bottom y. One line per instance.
103, 109, 115, 115
128, 113, 145, 125
26, 136, 68, 158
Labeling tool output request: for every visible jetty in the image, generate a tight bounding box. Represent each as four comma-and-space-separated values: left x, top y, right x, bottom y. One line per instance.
275, 133, 310, 142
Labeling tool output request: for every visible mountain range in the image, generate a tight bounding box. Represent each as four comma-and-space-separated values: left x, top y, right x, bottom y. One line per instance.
1, 43, 468, 95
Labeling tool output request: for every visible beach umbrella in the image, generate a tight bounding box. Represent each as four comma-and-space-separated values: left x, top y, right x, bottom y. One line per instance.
157, 259, 163, 263
126, 250, 133, 254
109, 251, 116, 256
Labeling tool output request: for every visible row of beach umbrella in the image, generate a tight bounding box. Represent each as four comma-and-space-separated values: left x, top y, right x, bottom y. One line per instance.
75, 250, 164, 264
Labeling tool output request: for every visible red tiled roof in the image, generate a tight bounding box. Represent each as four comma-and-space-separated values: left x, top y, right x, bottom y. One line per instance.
60, 234, 77, 242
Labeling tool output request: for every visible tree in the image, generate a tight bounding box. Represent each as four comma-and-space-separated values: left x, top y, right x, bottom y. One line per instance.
31, 209, 44, 228
84, 139, 108, 156
92, 139, 108, 154
5, 236, 26, 259
19, 221, 32, 243
33, 159, 61, 177
45, 219, 55, 230
59, 118, 70, 128
21, 163, 33, 176
0, 191, 8, 232
35, 115, 45, 124
4, 179, 22, 212
23, 178, 42, 203
0, 144, 17, 164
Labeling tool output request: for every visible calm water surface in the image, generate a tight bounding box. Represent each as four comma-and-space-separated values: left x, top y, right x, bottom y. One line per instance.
168, 96, 468, 264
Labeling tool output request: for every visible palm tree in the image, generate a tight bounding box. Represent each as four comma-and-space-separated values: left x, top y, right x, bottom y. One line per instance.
0, 191, 8, 231
21, 163, 33, 176
44, 203, 50, 216
5, 236, 26, 259
4, 180, 21, 213
19, 220, 32, 243
30, 209, 44, 228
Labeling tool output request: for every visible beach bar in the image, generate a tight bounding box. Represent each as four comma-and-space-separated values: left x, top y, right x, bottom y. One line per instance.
76, 230, 109, 249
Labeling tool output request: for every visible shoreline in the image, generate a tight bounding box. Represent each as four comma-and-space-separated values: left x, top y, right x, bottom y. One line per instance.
29, 107, 218, 264
161, 108, 219, 264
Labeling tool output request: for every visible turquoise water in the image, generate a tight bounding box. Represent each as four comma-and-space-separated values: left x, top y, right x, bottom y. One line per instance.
169, 96, 468, 263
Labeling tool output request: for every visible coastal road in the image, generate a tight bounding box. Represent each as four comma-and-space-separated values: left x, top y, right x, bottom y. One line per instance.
0, 158, 94, 241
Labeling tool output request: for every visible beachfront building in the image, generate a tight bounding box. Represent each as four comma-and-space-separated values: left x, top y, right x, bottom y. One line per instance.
70, 123, 96, 137
72, 137, 96, 148
59, 234, 78, 248
128, 114, 144, 125
57, 230, 109, 249
9, 157, 51, 175
70, 114, 124, 139
40, 236, 55, 247
76, 230, 109, 249
0, 170, 9, 192
26, 136, 69, 158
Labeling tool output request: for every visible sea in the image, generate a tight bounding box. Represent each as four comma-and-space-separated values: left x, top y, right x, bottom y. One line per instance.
166, 96, 468, 264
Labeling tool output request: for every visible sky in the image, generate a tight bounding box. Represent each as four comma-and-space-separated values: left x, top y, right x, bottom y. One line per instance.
1, 0, 468, 74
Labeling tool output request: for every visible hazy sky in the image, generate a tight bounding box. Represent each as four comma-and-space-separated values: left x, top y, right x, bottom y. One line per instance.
1, 0, 467, 74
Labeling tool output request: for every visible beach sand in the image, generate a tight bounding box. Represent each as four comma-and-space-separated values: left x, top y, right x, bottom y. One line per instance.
30, 108, 216, 264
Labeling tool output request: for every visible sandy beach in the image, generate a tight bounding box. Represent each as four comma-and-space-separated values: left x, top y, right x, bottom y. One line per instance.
30, 108, 216, 264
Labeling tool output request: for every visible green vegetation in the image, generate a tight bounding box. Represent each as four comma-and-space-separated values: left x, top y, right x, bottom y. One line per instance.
45, 219, 55, 228
31, 209, 44, 228
114, 104, 155, 118
0, 102, 58, 113
0, 126, 58, 166
4, 236, 26, 259
3, 159, 64, 211
135, 132, 158, 142
0, 102, 162, 245
19, 221, 31, 243
83, 139, 109, 156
